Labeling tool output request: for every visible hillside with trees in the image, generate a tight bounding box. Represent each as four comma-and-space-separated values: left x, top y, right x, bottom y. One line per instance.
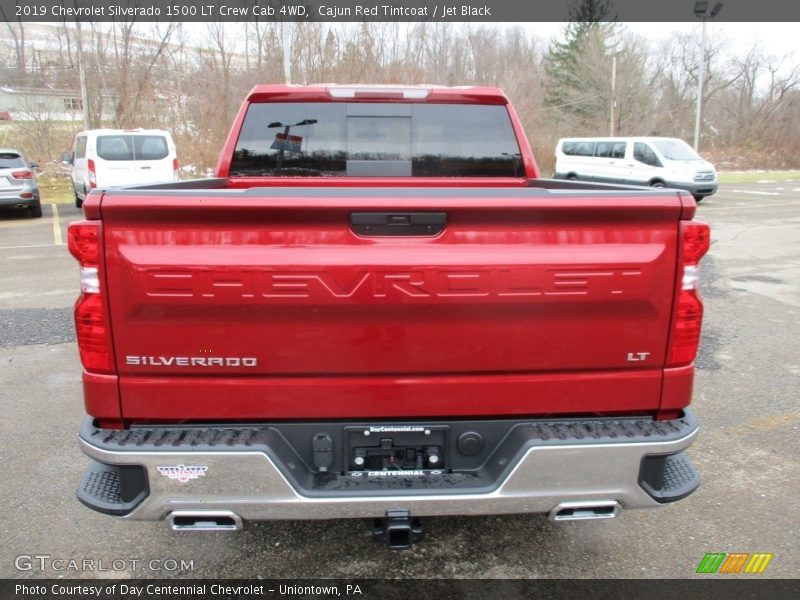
2, 20, 799, 174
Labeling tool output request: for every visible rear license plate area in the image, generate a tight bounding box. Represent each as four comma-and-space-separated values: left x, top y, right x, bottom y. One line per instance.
345, 425, 448, 473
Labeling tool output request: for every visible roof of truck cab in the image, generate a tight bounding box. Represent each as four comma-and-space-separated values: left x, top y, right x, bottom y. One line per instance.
245, 84, 510, 105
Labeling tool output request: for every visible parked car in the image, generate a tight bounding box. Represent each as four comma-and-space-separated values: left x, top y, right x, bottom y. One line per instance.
64, 129, 179, 208
0, 148, 41, 218
554, 136, 718, 202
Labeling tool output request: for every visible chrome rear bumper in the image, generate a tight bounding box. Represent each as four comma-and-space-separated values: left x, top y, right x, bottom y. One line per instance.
78, 412, 700, 522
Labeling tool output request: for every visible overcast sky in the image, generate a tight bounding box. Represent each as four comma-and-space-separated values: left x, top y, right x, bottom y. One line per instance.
7, 21, 796, 70
526, 22, 798, 60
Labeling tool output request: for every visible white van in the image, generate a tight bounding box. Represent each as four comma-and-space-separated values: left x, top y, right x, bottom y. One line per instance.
554, 137, 717, 201
67, 129, 179, 207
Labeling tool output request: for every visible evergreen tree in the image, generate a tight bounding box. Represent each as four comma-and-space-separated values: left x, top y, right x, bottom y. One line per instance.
544, 0, 617, 130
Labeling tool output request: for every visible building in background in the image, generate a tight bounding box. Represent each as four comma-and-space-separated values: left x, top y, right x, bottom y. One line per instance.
0, 86, 117, 123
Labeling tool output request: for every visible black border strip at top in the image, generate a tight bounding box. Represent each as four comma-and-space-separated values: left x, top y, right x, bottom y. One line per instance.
2, 0, 800, 23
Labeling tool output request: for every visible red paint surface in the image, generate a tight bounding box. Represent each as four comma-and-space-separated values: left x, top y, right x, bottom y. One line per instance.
72, 85, 707, 424
98, 192, 685, 420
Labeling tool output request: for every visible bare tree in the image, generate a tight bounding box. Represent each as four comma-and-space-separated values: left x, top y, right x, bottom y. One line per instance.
1, 17, 26, 80
245, 19, 281, 78
1, 20, 798, 173
12, 93, 63, 161
184, 23, 244, 167
712, 45, 800, 165
111, 22, 177, 127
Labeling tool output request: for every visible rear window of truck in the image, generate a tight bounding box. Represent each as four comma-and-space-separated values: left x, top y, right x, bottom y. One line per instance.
229, 102, 523, 177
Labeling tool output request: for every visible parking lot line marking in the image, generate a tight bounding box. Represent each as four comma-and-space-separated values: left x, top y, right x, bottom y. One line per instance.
52, 204, 64, 245
703, 202, 800, 212
730, 190, 781, 196
0, 243, 64, 250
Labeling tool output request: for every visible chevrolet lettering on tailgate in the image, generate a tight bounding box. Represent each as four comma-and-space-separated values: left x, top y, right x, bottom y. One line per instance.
144, 268, 647, 300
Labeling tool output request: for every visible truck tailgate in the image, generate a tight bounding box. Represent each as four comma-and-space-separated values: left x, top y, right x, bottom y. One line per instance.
99, 187, 681, 420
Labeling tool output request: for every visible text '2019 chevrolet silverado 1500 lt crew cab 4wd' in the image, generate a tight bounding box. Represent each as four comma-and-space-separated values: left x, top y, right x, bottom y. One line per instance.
69, 85, 709, 549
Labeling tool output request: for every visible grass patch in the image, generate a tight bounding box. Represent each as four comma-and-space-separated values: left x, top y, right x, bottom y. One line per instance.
717, 170, 800, 184
36, 173, 74, 205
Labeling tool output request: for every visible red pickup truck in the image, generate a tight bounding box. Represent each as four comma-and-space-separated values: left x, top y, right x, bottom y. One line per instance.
68, 85, 708, 549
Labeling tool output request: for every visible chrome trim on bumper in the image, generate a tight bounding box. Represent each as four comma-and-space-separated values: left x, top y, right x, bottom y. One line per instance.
168, 510, 243, 531
548, 500, 621, 521
78, 425, 698, 522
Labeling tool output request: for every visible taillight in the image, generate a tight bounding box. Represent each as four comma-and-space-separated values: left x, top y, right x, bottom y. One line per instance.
67, 222, 100, 267
667, 221, 711, 367
68, 221, 114, 373
681, 220, 711, 265
173, 157, 180, 179
74, 294, 112, 371
88, 159, 97, 188
11, 170, 33, 179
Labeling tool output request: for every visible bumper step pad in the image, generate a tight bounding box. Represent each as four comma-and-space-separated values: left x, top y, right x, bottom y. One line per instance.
639, 452, 701, 503
77, 460, 148, 516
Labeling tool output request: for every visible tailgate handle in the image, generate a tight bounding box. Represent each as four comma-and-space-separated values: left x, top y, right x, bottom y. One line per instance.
350, 212, 447, 236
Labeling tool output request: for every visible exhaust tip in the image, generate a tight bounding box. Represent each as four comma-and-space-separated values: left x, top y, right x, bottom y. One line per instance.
549, 501, 621, 522
168, 510, 243, 531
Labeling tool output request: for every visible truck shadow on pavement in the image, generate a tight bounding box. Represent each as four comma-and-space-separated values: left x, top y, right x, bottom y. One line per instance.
150, 514, 578, 578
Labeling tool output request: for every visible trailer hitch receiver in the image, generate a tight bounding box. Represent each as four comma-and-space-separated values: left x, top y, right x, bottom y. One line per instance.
370, 509, 424, 550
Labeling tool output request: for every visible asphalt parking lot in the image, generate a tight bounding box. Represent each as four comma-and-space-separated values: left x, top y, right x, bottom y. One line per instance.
1, 184, 798, 579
